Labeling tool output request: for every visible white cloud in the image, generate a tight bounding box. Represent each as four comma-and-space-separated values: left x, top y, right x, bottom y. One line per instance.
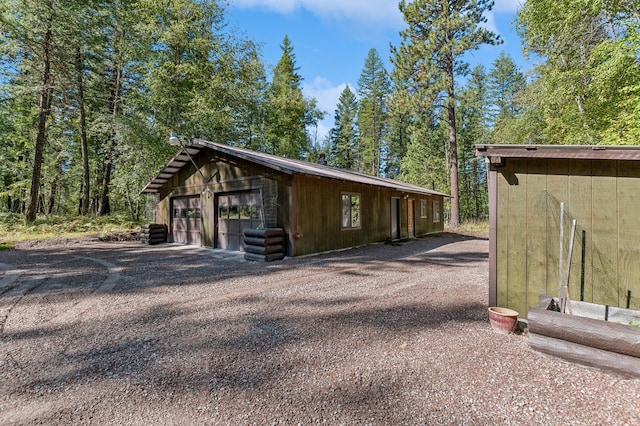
302, 76, 347, 142
483, 10, 499, 35
492, 0, 522, 13
231, 0, 403, 28
303, 76, 345, 116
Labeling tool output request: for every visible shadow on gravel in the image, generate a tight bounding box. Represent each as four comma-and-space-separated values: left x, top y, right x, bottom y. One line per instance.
1, 233, 485, 297
2, 233, 490, 424
5, 299, 487, 389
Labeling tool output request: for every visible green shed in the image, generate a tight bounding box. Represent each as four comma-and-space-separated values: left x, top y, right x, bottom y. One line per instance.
142, 139, 446, 257
476, 144, 640, 318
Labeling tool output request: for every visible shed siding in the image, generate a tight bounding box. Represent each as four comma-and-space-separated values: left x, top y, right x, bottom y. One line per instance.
494, 158, 640, 317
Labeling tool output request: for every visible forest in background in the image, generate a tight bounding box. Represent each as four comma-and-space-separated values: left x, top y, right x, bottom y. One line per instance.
1, 0, 638, 226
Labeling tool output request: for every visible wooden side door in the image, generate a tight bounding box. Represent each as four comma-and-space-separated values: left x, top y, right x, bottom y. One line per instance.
408, 199, 415, 238
391, 197, 401, 240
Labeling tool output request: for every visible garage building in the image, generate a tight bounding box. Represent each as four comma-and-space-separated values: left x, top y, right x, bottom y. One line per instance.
142, 139, 446, 257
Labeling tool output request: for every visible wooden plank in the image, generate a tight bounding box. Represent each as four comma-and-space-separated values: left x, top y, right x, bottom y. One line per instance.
496, 163, 511, 309
616, 161, 640, 310
506, 158, 528, 316
529, 333, 640, 379
507, 158, 537, 313
567, 160, 592, 303
591, 160, 618, 306
528, 308, 640, 358
545, 159, 569, 301
488, 168, 498, 308
525, 159, 548, 316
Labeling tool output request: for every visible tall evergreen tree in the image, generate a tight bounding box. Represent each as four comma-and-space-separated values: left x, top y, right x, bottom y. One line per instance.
329, 85, 359, 170
265, 36, 323, 159
384, 90, 412, 180
487, 52, 527, 144
400, 117, 448, 193
488, 52, 526, 123
391, 0, 501, 228
458, 64, 490, 220
0, 0, 75, 221
357, 48, 391, 176
0, 0, 270, 219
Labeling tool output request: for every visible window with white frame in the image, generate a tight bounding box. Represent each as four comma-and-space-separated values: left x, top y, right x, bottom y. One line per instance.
433, 200, 440, 222
420, 199, 428, 218
341, 193, 361, 229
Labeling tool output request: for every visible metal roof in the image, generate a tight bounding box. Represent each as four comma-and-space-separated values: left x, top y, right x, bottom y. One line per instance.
476, 144, 640, 162
141, 138, 448, 197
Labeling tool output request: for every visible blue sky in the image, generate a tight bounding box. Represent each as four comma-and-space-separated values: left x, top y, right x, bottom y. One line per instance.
226, 0, 530, 142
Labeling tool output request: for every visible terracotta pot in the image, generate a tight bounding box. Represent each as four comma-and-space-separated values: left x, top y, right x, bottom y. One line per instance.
488, 307, 519, 333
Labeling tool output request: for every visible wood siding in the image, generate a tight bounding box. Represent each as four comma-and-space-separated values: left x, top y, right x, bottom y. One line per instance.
493, 158, 640, 317
156, 150, 292, 249
291, 174, 444, 256
154, 148, 444, 256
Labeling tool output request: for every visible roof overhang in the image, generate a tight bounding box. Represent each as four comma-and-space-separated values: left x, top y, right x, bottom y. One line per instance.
141, 145, 203, 193
141, 138, 449, 198
476, 144, 640, 167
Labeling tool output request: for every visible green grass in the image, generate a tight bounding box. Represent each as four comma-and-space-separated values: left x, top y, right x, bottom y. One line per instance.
0, 213, 141, 243
448, 219, 489, 237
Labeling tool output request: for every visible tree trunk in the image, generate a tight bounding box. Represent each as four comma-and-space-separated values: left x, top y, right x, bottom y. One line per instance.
26, 26, 53, 223
447, 101, 460, 229
98, 153, 112, 216
76, 46, 90, 215
48, 177, 57, 214
98, 53, 123, 216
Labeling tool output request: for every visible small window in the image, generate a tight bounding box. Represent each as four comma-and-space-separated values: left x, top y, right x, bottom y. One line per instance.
433, 200, 440, 223
229, 205, 239, 219
173, 208, 180, 218
420, 199, 428, 218
341, 193, 361, 229
219, 206, 229, 219
240, 205, 251, 219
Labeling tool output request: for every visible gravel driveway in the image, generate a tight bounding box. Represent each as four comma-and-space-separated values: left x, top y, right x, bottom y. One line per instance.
1, 233, 638, 425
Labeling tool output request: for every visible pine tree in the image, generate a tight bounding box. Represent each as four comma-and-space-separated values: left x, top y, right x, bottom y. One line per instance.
0, 0, 270, 219
265, 36, 323, 159
488, 52, 526, 124
329, 85, 359, 170
458, 65, 490, 220
487, 52, 527, 145
0, 0, 88, 221
384, 90, 412, 180
391, 0, 501, 228
357, 48, 391, 176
